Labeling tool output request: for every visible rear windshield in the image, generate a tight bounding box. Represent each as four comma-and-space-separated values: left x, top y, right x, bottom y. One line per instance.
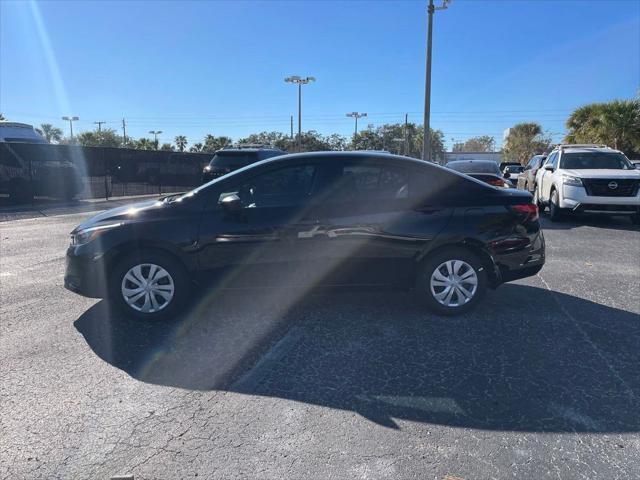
560, 152, 633, 170
505, 165, 524, 173
209, 152, 260, 168
447, 161, 500, 174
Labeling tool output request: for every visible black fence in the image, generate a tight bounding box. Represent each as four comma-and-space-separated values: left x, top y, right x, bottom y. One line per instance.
0, 142, 213, 204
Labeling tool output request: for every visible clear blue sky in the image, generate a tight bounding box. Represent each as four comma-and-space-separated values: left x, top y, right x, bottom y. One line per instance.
1, 0, 638, 149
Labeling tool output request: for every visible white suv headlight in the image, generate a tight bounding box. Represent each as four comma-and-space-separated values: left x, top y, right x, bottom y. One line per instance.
562, 175, 583, 187
70, 223, 122, 246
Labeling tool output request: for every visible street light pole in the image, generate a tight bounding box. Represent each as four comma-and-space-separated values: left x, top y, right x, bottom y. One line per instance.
149, 130, 162, 146
422, 0, 451, 162
94, 121, 106, 132
62, 116, 79, 141
284, 75, 315, 152
346, 112, 367, 138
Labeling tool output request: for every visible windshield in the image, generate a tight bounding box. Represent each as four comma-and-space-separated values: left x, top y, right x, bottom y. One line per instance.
209, 152, 260, 168
447, 161, 501, 174
505, 166, 524, 173
561, 152, 634, 170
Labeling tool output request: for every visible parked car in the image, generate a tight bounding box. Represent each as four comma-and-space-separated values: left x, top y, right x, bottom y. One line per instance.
445, 159, 512, 187
517, 154, 547, 193
201, 145, 285, 183
0, 142, 82, 203
534, 144, 640, 222
631, 159, 640, 169
65, 151, 545, 320
503, 165, 524, 187
0, 121, 48, 144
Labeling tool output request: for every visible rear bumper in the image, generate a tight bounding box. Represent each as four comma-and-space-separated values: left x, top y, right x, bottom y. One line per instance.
492, 230, 545, 286
64, 247, 109, 298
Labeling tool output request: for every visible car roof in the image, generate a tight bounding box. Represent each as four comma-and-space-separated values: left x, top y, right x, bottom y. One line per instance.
552, 145, 621, 154
446, 159, 497, 165
216, 148, 283, 153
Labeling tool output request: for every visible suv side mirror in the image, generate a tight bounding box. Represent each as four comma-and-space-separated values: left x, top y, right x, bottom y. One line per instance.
220, 194, 243, 213
544, 164, 554, 171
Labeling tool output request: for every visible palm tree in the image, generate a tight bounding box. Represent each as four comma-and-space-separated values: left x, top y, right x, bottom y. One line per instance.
565, 100, 640, 153
175, 135, 188, 152
40, 123, 63, 143
190, 143, 203, 152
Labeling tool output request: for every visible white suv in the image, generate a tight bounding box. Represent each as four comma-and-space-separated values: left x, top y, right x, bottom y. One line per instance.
534, 144, 640, 223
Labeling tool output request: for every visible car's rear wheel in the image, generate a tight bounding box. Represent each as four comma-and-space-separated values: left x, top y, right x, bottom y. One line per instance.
415, 247, 487, 316
548, 188, 564, 222
109, 251, 190, 320
533, 185, 544, 211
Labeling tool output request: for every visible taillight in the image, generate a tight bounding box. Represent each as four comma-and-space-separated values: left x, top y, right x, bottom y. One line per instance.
488, 178, 506, 187
510, 203, 539, 222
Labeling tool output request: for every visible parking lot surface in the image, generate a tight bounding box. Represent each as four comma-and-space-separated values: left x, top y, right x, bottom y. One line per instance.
1, 207, 639, 479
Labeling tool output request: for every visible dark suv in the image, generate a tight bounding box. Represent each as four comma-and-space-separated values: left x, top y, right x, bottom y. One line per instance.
201, 146, 284, 183
65, 151, 545, 320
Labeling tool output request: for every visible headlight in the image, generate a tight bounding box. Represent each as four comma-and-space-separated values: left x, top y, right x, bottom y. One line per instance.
562, 175, 583, 187
70, 223, 122, 246
203, 165, 212, 172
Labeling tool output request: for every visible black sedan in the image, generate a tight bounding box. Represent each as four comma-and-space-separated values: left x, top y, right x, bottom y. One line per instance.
446, 160, 513, 188
65, 152, 544, 319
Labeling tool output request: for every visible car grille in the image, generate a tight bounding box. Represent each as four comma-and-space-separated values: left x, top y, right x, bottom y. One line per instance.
582, 178, 639, 197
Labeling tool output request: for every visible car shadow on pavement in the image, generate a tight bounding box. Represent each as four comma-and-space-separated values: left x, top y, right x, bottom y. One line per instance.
540, 214, 640, 231
75, 283, 640, 433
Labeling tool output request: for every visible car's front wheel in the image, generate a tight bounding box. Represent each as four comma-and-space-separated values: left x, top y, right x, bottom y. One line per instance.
109, 251, 190, 320
548, 188, 565, 222
415, 247, 487, 316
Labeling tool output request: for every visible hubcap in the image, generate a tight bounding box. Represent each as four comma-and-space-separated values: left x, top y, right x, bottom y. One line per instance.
121, 263, 174, 313
429, 260, 478, 308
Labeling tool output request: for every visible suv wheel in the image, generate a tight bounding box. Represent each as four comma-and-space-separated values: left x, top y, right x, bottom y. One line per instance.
109, 251, 190, 320
415, 247, 487, 316
548, 188, 564, 222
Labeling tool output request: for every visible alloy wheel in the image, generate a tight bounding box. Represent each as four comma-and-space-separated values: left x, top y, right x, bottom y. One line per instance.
121, 263, 175, 313
429, 260, 478, 308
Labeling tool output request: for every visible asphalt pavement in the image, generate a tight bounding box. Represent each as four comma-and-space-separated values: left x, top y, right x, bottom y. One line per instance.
1, 206, 639, 480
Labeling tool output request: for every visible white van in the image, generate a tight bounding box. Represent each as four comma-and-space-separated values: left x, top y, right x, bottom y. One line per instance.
0, 122, 48, 144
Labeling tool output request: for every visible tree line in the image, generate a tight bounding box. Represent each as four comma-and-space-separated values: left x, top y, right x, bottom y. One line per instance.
6, 98, 638, 165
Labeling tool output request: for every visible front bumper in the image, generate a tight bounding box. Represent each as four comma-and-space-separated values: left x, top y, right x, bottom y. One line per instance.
560, 185, 640, 213
64, 246, 109, 298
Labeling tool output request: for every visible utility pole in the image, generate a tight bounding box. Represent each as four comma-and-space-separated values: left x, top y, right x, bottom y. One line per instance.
122, 118, 127, 146
284, 76, 315, 152
423, 0, 451, 162
404, 113, 409, 155
62, 116, 79, 141
346, 112, 367, 138
94, 121, 106, 132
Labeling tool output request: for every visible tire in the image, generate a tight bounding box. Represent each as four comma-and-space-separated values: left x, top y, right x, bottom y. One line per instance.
548, 188, 564, 222
108, 250, 190, 321
533, 184, 544, 211
414, 247, 487, 316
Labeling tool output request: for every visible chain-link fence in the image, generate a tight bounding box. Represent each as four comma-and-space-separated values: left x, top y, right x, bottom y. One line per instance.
0, 143, 212, 204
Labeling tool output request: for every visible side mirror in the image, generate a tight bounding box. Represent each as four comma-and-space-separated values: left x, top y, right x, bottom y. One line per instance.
220, 194, 243, 213
544, 164, 554, 171
503, 171, 511, 179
